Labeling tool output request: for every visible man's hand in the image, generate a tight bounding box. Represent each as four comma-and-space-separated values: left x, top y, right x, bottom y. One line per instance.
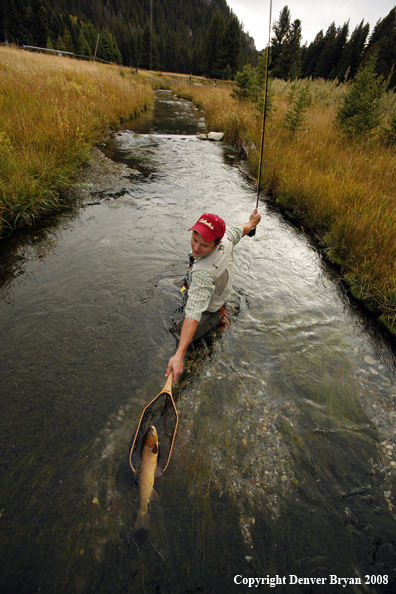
249, 208, 261, 227
241, 208, 261, 237
165, 353, 184, 382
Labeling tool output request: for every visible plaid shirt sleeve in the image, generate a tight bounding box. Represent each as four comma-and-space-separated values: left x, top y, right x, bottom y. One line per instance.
184, 271, 215, 322
227, 225, 244, 245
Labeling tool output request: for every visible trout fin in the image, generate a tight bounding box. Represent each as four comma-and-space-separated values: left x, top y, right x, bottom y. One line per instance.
149, 488, 159, 502
134, 510, 150, 532
155, 467, 164, 479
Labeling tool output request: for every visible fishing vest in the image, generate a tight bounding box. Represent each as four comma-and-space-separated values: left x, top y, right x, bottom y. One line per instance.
190, 231, 235, 312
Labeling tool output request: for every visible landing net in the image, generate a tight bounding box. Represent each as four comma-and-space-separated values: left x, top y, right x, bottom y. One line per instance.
130, 395, 178, 474
115, 373, 178, 493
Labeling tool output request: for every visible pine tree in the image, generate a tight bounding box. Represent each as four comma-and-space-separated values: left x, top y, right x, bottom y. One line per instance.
140, 22, 152, 69
286, 81, 298, 104
202, 10, 225, 77
49, 12, 65, 45
62, 28, 74, 53
114, 25, 131, 65
0, 1, 5, 43
270, 5, 291, 73
337, 20, 370, 81
30, 0, 49, 48
301, 30, 324, 78
158, 35, 165, 70
78, 30, 92, 57
272, 18, 302, 80
83, 22, 98, 56
164, 31, 178, 72
284, 82, 310, 131
221, 15, 241, 77
366, 8, 396, 48
336, 53, 385, 138
151, 36, 160, 70
222, 63, 232, 80
140, 23, 160, 70
364, 8, 396, 90
55, 35, 66, 51
130, 32, 140, 68
231, 64, 259, 102
68, 15, 80, 53
191, 46, 202, 75
330, 22, 349, 79
313, 22, 337, 79
98, 29, 122, 64
4, 0, 30, 45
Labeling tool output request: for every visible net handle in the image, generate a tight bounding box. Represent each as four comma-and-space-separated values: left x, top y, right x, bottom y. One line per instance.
161, 391, 178, 473
129, 371, 178, 474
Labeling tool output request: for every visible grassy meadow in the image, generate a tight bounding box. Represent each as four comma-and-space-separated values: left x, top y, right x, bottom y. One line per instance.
175, 80, 396, 332
0, 46, 154, 233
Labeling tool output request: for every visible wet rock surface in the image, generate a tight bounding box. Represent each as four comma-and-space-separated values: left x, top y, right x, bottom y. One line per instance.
71, 146, 141, 206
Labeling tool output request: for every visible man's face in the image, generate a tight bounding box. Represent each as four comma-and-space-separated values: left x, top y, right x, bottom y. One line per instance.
191, 231, 217, 259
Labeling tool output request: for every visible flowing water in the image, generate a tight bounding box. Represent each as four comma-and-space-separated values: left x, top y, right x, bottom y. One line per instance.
1, 91, 396, 593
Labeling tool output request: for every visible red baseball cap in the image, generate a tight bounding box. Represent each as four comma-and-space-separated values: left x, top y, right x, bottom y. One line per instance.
189, 213, 226, 242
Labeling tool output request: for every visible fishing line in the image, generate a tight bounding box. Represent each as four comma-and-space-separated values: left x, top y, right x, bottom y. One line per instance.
128, 531, 147, 594
132, 529, 173, 594
248, 0, 273, 237
148, 536, 174, 594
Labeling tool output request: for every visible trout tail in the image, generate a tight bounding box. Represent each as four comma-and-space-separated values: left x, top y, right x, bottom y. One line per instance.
134, 509, 150, 532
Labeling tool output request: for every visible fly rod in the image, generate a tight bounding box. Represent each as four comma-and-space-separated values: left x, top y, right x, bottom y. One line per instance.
248, 0, 273, 237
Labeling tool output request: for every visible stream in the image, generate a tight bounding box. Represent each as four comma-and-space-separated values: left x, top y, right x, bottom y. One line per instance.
1, 90, 396, 593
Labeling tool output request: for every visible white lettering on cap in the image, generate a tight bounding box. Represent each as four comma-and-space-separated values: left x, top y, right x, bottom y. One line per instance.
198, 218, 214, 230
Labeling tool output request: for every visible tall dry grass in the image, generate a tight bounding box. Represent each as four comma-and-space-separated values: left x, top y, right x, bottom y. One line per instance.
175, 81, 396, 331
0, 46, 154, 235
175, 84, 255, 146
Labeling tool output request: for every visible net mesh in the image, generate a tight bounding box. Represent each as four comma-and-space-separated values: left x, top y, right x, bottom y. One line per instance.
130, 392, 178, 473
116, 391, 178, 493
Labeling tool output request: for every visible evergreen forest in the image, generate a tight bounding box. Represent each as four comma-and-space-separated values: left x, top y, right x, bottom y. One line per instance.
0, 0, 395, 88
271, 5, 396, 90
0, 0, 257, 78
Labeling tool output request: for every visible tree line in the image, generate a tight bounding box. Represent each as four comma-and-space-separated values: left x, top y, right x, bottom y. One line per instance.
1, 1, 394, 87
270, 5, 396, 90
0, 0, 257, 77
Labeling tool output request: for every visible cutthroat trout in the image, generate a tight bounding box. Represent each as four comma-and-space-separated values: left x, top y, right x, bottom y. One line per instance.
134, 426, 163, 532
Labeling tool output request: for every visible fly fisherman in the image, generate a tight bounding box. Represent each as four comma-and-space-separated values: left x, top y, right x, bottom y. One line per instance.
165, 208, 261, 382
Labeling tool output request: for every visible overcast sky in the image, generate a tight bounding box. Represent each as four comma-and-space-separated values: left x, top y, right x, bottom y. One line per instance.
226, 0, 395, 50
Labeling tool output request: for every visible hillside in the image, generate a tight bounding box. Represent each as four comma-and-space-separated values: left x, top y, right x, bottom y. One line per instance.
0, 0, 258, 77
1, 1, 395, 86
